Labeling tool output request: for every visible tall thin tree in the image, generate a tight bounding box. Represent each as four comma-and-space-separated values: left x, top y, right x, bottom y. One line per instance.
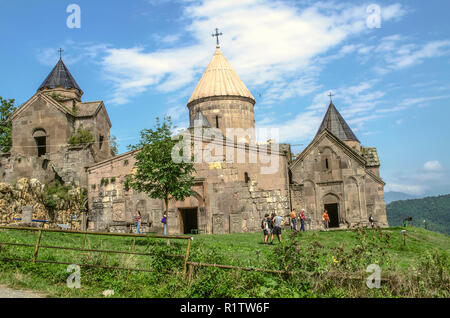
128, 117, 195, 235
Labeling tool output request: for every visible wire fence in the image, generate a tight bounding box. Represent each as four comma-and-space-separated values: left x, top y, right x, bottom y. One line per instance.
0, 226, 391, 284
0, 226, 193, 278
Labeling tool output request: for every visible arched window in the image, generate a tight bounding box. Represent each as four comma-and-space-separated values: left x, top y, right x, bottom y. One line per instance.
325, 158, 329, 170
33, 129, 47, 157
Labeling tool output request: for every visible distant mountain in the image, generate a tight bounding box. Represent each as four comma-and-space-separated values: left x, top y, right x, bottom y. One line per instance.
385, 191, 420, 204
386, 194, 450, 235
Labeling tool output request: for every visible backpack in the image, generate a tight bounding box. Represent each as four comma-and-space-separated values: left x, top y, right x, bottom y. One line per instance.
261, 219, 265, 230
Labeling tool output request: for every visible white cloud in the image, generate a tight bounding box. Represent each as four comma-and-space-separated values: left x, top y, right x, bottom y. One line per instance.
385, 183, 428, 196
98, 0, 407, 105
37, 40, 110, 66
165, 104, 188, 122
386, 161, 448, 196
356, 35, 450, 74
423, 160, 443, 172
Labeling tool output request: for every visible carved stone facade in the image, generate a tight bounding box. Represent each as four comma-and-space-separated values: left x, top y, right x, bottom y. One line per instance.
289, 113, 388, 229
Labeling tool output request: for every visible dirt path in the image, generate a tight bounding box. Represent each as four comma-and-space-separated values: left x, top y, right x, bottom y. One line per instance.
0, 284, 45, 298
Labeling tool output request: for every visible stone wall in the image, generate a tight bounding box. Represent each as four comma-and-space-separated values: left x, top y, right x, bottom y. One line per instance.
0, 145, 96, 188
86, 138, 290, 234
0, 178, 86, 230
74, 106, 112, 162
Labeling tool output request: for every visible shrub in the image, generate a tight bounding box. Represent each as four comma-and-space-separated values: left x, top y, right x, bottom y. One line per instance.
68, 127, 95, 146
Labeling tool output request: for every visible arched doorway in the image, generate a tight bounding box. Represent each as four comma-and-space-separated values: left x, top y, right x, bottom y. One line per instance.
175, 193, 203, 234
323, 193, 340, 228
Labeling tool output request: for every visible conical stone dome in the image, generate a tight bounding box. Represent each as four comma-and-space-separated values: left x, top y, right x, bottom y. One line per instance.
316, 102, 359, 142
38, 58, 82, 93
187, 47, 255, 106
187, 46, 256, 136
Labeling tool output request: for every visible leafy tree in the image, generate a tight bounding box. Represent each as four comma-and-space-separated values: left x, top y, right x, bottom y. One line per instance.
110, 135, 119, 155
0, 97, 17, 153
128, 117, 195, 234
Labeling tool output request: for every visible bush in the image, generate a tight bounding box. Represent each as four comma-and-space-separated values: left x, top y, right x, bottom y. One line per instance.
68, 127, 95, 146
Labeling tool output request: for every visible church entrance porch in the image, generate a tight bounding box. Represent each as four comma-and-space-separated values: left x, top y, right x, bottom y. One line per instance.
179, 208, 198, 234
324, 203, 339, 228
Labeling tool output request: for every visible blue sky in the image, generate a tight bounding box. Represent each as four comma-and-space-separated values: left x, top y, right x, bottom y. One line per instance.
1, 0, 449, 197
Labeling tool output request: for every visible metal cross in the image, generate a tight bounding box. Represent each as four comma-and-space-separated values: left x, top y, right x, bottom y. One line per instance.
58, 48, 64, 59
328, 92, 334, 102
211, 28, 223, 46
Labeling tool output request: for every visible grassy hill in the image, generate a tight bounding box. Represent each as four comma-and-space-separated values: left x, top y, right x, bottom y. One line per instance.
0, 226, 448, 298
386, 194, 450, 235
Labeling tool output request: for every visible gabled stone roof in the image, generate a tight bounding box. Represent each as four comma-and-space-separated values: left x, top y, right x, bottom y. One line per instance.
316, 102, 359, 142
187, 46, 255, 105
74, 101, 103, 117
38, 58, 82, 92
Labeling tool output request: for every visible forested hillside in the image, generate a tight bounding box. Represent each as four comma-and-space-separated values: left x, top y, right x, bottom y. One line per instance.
386, 194, 450, 235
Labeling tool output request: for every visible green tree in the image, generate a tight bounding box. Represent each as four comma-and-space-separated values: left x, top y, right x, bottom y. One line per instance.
110, 135, 119, 155
0, 97, 17, 153
128, 117, 195, 234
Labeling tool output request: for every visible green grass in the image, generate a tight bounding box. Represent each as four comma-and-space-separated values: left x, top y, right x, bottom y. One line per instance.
0, 226, 448, 298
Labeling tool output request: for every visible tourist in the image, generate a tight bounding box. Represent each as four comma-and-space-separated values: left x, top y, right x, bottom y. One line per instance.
289, 208, 297, 231
322, 209, 329, 231
369, 215, 375, 228
161, 214, 167, 235
262, 213, 271, 244
135, 210, 142, 234
299, 209, 306, 232
270, 212, 284, 244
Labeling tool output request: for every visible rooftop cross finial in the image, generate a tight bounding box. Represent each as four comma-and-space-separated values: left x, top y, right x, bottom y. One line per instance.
328, 92, 334, 103
211, 28, 223, 47
58, 48, 64, 60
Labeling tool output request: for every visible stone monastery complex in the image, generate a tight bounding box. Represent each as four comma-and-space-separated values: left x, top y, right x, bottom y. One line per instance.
0, 43, 388, 234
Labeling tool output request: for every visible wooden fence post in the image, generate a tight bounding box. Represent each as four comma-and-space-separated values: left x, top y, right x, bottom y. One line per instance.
187, 264, 194, 282
33, 230, 42, 264
182, 238, 192, 280
82, 233, 87, 249
126, 237, 137, 282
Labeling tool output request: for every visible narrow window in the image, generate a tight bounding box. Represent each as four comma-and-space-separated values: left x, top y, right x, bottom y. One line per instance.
325, 158, 329, 170
215, 116, 219, 128
244, 172, 250, 183
99, 135, 104, 149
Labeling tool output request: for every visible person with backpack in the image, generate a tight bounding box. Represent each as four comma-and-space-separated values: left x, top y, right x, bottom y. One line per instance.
270, 212, 285, 244
369, 215, 375, 228
261, 213, 271, 244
